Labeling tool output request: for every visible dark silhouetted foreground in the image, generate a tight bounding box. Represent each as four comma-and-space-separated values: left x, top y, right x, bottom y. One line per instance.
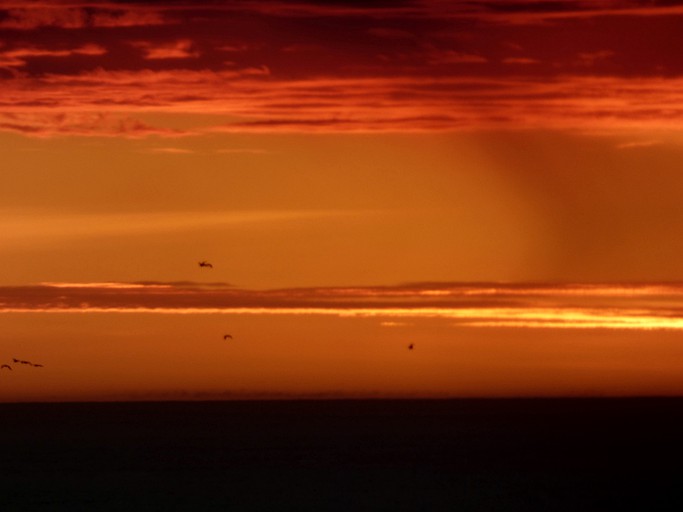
1, 398, 683, 510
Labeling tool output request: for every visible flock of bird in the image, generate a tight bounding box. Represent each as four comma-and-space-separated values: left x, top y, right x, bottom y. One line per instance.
2, 260, 414, 376
1, 358, 43, 371
201, 260, 414, 351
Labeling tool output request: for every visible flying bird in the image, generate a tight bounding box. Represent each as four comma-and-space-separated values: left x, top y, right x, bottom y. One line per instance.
408, 344, 414, 350
13, 358, 41, 366
223, 334, 233, 340
198, 261, 213, 269
1, 364, 11, 370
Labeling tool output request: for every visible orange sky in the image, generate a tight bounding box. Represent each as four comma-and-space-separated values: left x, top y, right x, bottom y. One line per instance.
3, 0, 683, 401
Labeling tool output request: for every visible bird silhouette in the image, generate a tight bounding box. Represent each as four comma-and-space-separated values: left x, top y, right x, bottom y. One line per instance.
13, 358, 41, 366
408, 344, 414, 350
198, 261, 213, 269
1, 364, 11, 370
223, 334, 233, 340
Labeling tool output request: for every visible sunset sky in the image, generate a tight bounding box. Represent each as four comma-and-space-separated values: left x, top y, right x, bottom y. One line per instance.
3, 0, 683, 401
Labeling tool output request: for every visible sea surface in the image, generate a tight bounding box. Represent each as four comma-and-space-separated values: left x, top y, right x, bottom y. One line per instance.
1, 398, 683, 510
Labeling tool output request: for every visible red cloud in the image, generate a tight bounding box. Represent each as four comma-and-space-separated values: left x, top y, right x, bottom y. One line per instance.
89, 9, 168, 27
577, 50, 615, 67
0, 112, 190, 138
0, 4, 167, 29
132, 39, 200, 60
427, 50, 488, 65
502, 57, 540, 65
1, 1, 683, 136
3, 1, 683, 32
0, 43, 106, 67
3, 70, 683, 135
0, 6, 86, 29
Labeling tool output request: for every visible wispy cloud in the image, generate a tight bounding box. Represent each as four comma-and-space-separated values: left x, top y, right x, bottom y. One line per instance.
1, 209, 366, 242
0, 3, 168, 29
216, 148, 269, 154
3, 1, 683, 30
502, 57, 540, 65
0, 112, 190, 138
410, 1, 683, 26
132, 39, 199, 60
216, 44, 256, 53
3, 1, 683, 136
577, 50, 614, 67
0, 43, 106, 67
101, 1, 683, 24
3, 282, 683, 331
145, 147, 194, 154
366, 27, 415, 40
616, 140, 664, 150
427, 50, 488, 65
4, 71, 683, 135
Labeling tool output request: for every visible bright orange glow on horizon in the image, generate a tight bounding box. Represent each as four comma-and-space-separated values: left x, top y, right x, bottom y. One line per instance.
3, 307, 683, 331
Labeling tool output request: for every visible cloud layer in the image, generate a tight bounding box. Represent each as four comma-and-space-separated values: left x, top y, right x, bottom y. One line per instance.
2, 1, 683, 136
3, 281, 683, 330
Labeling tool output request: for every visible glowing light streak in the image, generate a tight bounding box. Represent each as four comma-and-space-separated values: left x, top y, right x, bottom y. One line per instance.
1, 304, 682, 330
39, 282, 173, 289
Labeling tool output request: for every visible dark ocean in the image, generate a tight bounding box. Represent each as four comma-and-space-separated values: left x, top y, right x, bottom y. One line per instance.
1, 398, 682, 510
